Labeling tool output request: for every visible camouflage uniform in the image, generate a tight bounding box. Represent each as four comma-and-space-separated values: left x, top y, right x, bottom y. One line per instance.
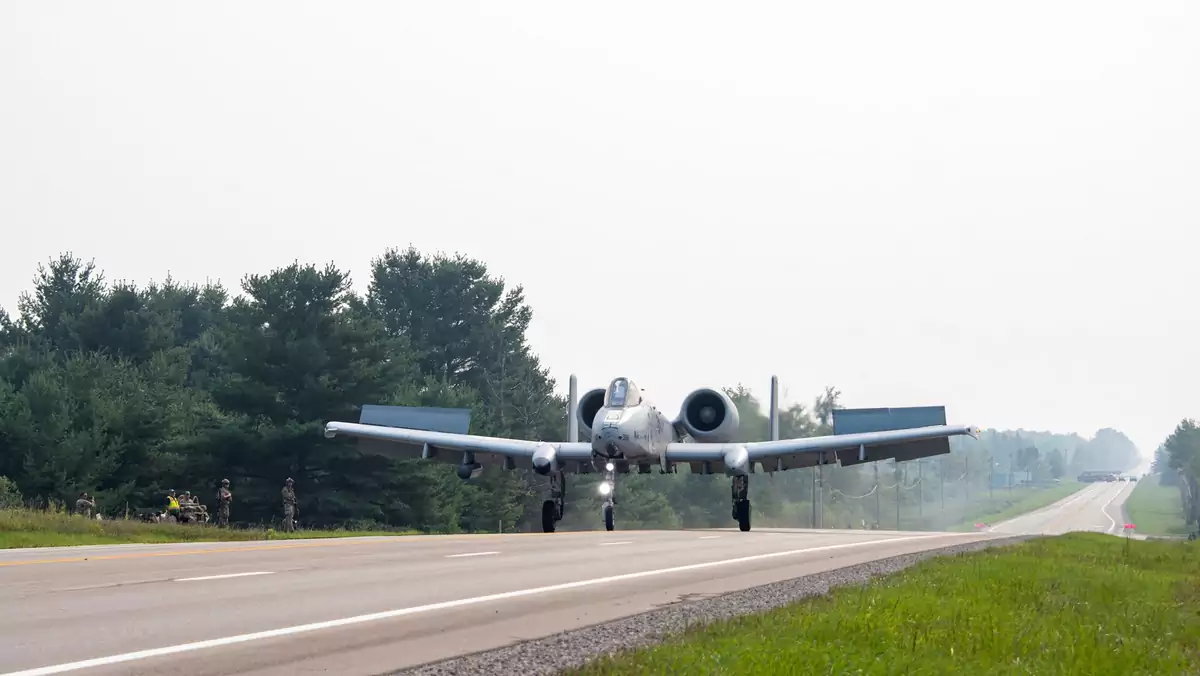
179, 491, 197, 522
75, 493, 95, 518
281, 478, 297, 532
215, 479, 232, 527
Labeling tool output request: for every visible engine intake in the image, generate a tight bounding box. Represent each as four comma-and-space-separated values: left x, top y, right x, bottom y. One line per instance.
677, 388, 740, 442
576, 388, 606, 436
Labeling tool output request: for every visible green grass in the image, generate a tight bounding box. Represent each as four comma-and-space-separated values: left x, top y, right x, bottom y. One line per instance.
946, 480, 1085, 530
566, 533, 1200, 675
1126, 475, 1191, 537
0, 508, 422, 548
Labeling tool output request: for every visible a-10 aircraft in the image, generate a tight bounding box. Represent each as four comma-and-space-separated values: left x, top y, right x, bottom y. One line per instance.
324, 376, 978, 533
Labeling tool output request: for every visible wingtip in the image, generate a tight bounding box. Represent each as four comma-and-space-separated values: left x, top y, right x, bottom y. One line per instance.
323, 422, 338, 439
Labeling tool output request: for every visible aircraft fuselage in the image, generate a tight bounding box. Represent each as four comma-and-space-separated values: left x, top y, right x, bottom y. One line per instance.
590, 401, 675, 462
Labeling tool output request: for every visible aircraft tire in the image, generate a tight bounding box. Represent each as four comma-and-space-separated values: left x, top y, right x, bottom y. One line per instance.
736, 500, 751, 532
541, 500, 557, 533
603, 503, 614, 531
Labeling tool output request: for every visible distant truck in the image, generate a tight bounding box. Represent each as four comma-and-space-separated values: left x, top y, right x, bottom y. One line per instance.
1077, 470, 1119, 483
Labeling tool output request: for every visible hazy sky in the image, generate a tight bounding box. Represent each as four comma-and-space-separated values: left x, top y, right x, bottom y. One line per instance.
2, 2, 1196, 457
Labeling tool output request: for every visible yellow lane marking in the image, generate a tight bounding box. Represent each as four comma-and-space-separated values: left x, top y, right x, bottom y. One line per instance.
0, 530, 661, 567
0, 539, 385, 567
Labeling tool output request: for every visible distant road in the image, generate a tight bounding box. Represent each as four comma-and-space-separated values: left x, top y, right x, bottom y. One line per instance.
985, 479, 1137, 536
0, 527, 1009, 676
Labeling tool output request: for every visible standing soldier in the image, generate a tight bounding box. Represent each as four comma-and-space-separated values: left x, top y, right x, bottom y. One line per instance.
215, 479, 232, 527
281, 478, 297, 532
75, 492, 95, 518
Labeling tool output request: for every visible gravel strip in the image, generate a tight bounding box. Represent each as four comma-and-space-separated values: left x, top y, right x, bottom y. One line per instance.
391, 535, 1037, 676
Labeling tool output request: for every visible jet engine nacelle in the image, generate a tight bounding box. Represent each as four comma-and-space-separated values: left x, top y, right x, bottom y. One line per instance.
576, 388, 607, 437
677, 388, 740, 442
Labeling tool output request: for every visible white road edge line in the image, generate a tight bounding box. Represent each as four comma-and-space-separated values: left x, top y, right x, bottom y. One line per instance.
444, 551, 499, 558
698, 535, 721, 540
174, 572, 274, 582
599, 541, 632, 546
0, 532, 979, 676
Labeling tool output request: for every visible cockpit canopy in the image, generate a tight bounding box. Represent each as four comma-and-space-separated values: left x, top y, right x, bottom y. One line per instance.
605, 377, 642, 408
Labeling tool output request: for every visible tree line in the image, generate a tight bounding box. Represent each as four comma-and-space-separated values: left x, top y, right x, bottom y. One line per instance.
1153, 421, 1200, 532
0, 250, 1142, 532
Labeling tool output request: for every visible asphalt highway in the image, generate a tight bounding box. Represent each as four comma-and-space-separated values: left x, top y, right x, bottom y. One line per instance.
2, 527, 1008, 676
984, 479, 1137, 536
1, 481, 1139, 676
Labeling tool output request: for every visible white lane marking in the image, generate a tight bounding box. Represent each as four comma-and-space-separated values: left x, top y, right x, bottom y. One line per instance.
698, 535, 721, 540
0, 532, 976, 676
174, 572, 274, 582
985, 483, 1098, 533
1099, 482, 1129, 534
445, 551, 499, 558
599, 541, 632, 546
1056, 483, 1098, 510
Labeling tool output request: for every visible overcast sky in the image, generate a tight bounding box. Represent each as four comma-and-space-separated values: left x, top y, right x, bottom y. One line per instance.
2, 2, 1196, 457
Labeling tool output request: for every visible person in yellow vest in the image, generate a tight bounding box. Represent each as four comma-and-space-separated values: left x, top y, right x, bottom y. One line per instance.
166, 490, 181, 521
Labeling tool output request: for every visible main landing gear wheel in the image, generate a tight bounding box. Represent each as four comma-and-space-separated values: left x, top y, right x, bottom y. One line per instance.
731, 474, 751, 532
735, 499, 751, 532
541, 470, 566, 533
542, 500, 557, 533
603, 503, 614, 531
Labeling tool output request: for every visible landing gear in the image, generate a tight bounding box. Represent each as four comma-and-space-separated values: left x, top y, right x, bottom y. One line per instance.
600, 461, 617, 531
541, 470, 566, 533
731, 474, 751, 532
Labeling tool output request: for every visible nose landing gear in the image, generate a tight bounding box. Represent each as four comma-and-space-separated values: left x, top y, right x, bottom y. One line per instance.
600, 461, 616, 531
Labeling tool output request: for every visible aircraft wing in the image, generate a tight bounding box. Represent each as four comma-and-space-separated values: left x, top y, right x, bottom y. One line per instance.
665, 425, 979, 474
323, 421, 596, 472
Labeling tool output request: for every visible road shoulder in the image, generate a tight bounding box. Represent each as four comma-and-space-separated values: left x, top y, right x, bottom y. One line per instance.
390, 535, 1033, 676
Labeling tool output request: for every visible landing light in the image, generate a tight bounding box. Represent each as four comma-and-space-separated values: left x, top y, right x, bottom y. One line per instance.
598, 481, 613, 496
605, 462, 615, 472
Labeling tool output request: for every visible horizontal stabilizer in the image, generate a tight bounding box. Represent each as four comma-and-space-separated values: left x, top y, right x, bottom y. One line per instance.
833, 406, 951, 466
354, 405, 473, 460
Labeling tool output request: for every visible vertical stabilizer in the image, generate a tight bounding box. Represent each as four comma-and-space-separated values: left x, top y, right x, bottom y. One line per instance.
769, 375, 780, 441
568, 374, 579, 442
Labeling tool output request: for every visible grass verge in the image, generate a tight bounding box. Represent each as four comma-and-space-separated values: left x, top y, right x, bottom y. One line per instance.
0, 508, 422, 548
1126, 475, 1191, 537
565, 533, 1200, 675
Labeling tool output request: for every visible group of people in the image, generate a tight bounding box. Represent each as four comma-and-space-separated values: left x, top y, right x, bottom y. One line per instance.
167, 479, 234, 526
204, 477, 297, 530
165, 488, 210, 524
72, 477, 297, 531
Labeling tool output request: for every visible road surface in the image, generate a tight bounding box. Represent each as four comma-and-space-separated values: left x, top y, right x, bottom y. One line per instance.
984, 479, 1137, 536
2, 527, 1007, 676
1, 480, 1140, 676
